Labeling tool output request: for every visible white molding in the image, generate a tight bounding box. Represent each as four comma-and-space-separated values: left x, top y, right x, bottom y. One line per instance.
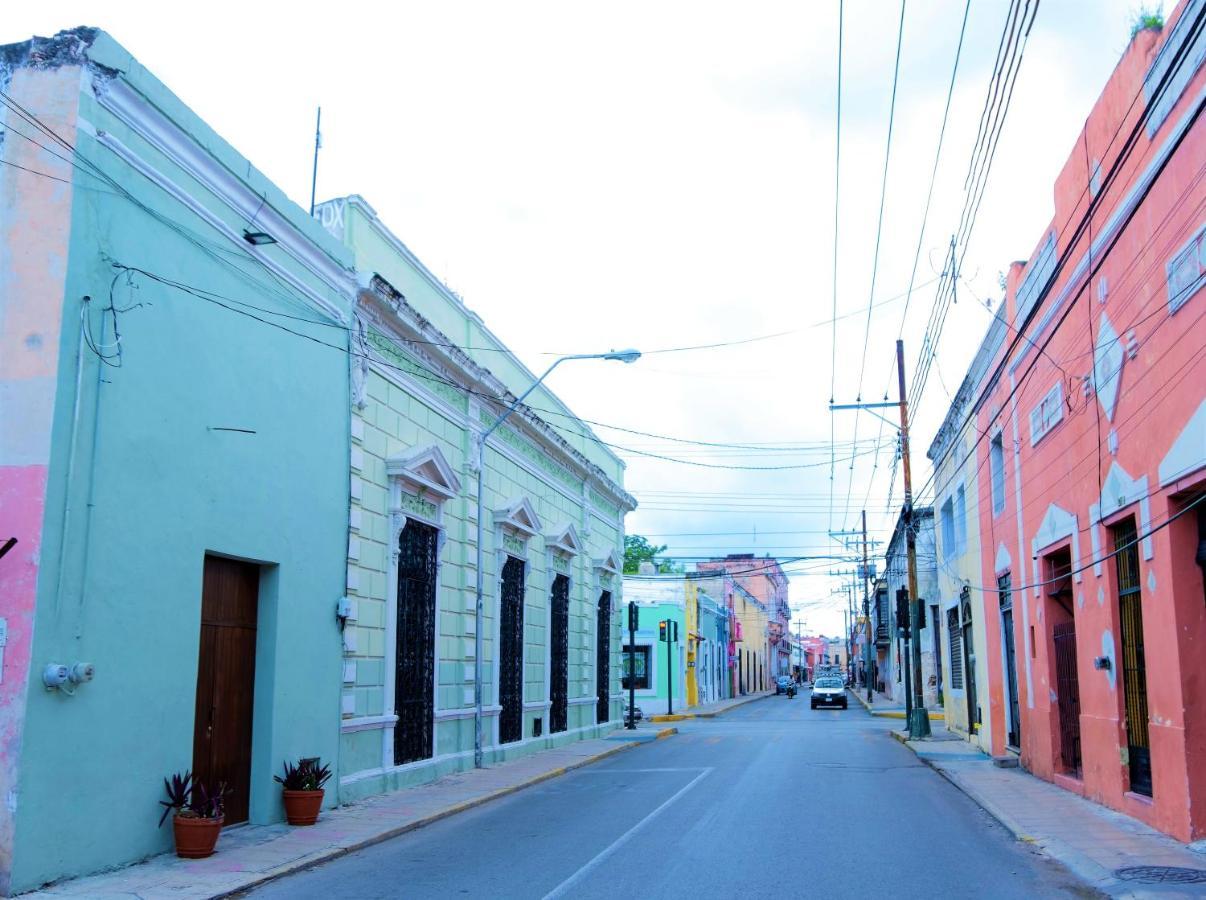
493, 496, 543, 537
434, 704, 501, 722
88, 80, 353, 321
1010, 84, 1206, 376
523, 700, 552, 711
1159, 398, 1206, 486
386, 443, 462, 502
341, 714, 399, 734
545, 522, 583, 557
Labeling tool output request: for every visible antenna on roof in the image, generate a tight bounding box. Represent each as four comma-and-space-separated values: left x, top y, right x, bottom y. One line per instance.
309, 106, 322, 217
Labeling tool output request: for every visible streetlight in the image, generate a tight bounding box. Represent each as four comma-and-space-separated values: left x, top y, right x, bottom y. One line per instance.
473, 349, 640, 768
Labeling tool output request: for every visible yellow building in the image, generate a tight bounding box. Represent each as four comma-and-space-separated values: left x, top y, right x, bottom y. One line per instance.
733, 583, 770, 693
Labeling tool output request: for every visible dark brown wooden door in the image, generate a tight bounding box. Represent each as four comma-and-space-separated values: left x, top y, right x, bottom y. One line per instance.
193, 555, 259, 825
1053, 621, 1082, 776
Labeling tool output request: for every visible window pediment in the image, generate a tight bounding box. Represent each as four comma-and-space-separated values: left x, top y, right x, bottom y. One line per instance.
386, 444, 461, 503
493, 496, 542, 537
545, 522, 582, 557
593, 548, 622, 575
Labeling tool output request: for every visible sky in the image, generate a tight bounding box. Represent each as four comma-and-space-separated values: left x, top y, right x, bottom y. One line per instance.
6, 0, 1160, 636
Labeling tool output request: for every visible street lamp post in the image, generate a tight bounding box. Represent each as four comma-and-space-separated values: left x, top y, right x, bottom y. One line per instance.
473, 349, 640, 769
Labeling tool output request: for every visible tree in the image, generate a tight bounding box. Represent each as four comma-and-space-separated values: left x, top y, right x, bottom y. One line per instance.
623, 534, 682, 574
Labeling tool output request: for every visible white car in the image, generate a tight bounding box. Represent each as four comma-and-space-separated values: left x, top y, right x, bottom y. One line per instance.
810, 676, 848, 710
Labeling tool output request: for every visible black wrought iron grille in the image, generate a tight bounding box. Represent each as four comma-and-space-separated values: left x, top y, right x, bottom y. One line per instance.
1053, 620, 1082, 775
498, 555, 526, 745
947, 607, 963, 690
549, 574, 570, 734
597, 591, 612, 724
961, 599, 979, 730
1000, 573, 1021, 749
1114, 517, 1152, 796
394, 519, 438, 766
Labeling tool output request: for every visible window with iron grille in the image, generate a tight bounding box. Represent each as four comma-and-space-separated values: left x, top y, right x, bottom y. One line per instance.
621, 645, 651, 690
947, 607, 963, 690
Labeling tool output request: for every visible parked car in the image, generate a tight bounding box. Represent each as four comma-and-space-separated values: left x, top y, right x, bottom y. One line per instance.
775, 675, 793, 695
810, 676, 847, 710
623, 699, 644, 722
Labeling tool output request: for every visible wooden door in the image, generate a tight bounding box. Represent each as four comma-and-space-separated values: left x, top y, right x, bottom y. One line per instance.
394, 519, 438, 766
1114, 518, 1152, 795
596, 591, 611, 723
1053, 621, 1082, 776
549, 574, 569, 734
193, 555, 259, 825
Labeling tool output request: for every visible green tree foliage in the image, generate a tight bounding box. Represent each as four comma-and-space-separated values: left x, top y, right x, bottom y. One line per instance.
623, 534, 682, 574
1130, 7, 1163, 38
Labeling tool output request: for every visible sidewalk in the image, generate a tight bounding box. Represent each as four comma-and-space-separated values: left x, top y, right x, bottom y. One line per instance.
849, 685, 945, 721
867, 714, 1206, 898
26, 723, 678, 900
647, 689, 773, 722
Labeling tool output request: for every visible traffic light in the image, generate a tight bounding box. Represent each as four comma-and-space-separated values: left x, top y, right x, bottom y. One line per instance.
672, 620, 679, 642
628, 602, 639, 632
659, 620, 668, 642
917, 600, 927, 630
895, 587, 909, 629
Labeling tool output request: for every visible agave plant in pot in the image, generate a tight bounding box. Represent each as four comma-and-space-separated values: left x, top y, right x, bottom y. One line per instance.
275, 757, 332, 826
158, 771, 227, 859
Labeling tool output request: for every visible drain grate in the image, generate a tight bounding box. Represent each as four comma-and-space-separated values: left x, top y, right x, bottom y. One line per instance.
1114, 866, 1206, 884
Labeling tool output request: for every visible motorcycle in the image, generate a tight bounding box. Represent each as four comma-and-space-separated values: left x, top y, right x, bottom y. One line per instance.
785, 683, 797, 700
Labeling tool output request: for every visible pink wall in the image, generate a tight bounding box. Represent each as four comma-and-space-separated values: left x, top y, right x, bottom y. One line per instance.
0, 62, 79, 890
972, 15, 1205, 841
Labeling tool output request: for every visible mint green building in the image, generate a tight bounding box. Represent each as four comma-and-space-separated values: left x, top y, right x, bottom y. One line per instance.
313, 196, 635, 799
0, 29, 633, 894
1, 30, 353, 893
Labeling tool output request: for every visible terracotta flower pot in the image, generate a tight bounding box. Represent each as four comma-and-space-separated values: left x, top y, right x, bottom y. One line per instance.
173, 814, 222, 858
282, 789, 324, 826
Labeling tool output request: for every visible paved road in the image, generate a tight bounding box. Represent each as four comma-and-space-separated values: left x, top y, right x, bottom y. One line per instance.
248, 694, 1092, 899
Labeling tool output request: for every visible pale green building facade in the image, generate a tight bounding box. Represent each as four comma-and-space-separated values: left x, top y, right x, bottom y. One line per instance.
314, 197, 636, 799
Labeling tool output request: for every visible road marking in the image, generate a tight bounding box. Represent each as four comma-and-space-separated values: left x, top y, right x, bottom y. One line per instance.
541, 767, 713, 899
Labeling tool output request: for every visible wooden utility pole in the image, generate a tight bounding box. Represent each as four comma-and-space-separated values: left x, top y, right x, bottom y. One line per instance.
862, 509, 873, 703
896, 339, 930, 738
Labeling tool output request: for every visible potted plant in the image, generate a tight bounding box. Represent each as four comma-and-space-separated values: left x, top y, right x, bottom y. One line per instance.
274, 757, 331, 826
158, 771, 227, 859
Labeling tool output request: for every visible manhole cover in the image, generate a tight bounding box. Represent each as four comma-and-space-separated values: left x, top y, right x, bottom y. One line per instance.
1114, 865, 1206, 884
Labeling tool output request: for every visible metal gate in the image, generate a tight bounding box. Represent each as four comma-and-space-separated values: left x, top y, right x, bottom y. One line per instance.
499, 555, 526, 745
395, 518, 438, 762
596, 591, 611, 723
549, 574, 569, 734
961, 598, 978, 732
1115, 518, 1152, 796
1053, 621, 1082, 775
395, 519, 438, 766
1000, 574, 1021, 749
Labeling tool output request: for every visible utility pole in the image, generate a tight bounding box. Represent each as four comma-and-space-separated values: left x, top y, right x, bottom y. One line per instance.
896, 339, 930, 739
862, 510, 873, 703
626, 602, 638, 729
309, 107, 322, 217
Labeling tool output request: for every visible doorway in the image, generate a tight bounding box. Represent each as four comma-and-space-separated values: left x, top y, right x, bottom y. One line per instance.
193, 555, 259, 826
961, 598, 978, 733
498, 555, 526, 745
596, 591, 611, 724
999, 573, 1022, 749
394, 519, 438, 766
549, 574, 569, 734
1114, 517, 1152, 796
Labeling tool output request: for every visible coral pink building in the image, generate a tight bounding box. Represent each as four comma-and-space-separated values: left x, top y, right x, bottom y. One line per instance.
968, 5, 1205, 841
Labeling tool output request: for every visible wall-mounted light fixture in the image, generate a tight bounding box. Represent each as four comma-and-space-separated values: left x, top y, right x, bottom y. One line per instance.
242, 228, 277, 246
1093, 656, 1111, 671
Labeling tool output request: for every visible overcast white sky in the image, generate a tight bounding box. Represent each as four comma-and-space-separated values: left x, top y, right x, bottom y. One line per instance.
8, 0, 1159, 635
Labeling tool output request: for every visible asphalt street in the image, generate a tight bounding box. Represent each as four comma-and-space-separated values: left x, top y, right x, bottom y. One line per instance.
247, 693, 1092, 899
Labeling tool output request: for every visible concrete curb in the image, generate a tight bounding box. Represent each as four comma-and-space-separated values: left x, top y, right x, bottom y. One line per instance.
218, 731, 676, 899
851, 687, 945, 720
649, 691, 772, 723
